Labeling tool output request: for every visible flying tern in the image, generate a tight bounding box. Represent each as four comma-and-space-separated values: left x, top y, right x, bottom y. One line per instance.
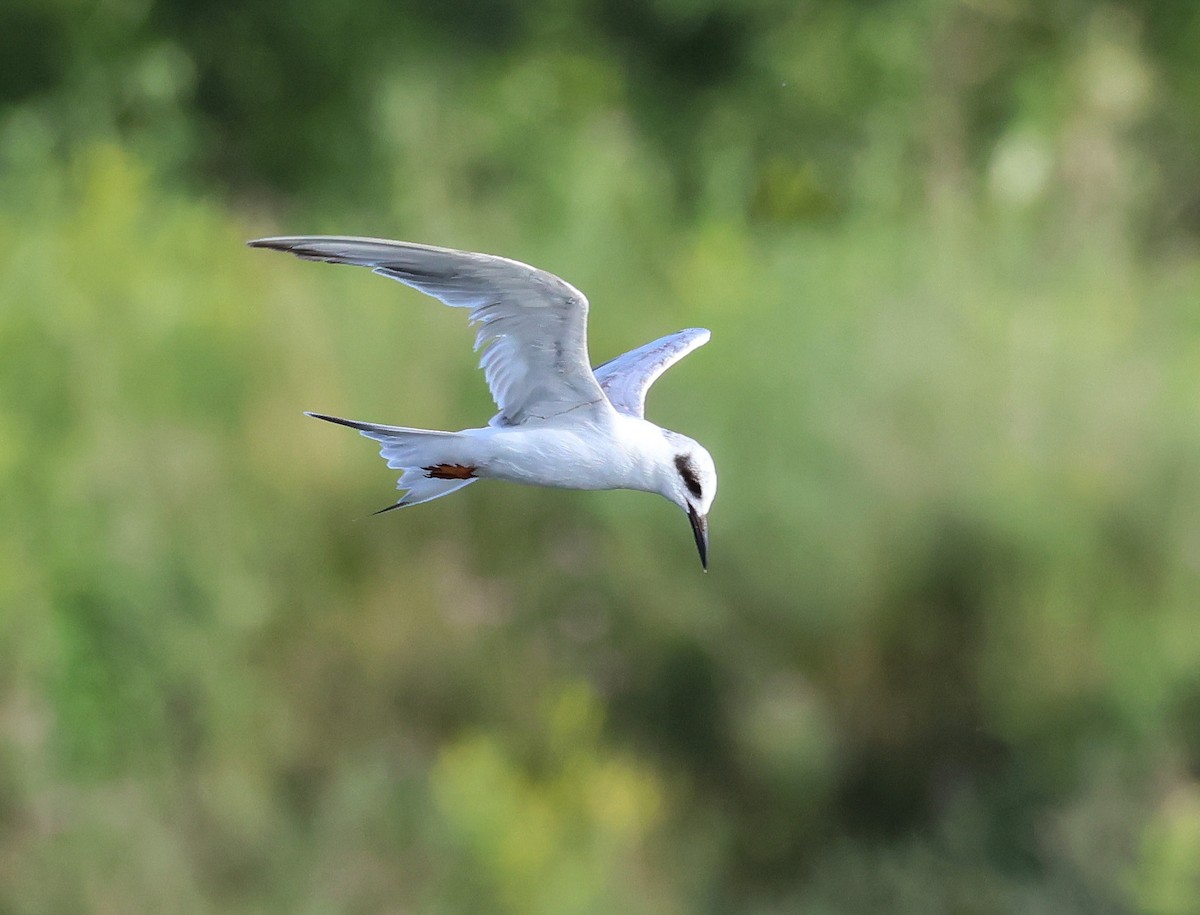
249, 236, 717, 568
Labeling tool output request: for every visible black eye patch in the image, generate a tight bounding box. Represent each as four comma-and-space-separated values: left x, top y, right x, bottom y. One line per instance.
674, 454, 703, 498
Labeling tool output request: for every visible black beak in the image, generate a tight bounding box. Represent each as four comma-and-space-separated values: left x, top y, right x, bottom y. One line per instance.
687, 505, 709, 571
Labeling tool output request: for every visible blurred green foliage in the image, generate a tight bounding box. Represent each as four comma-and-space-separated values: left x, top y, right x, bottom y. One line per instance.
3, 0, 1200, 912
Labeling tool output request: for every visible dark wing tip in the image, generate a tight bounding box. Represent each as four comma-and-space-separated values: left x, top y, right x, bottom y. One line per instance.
248, 237, 323, 259
247, 237, 369, 266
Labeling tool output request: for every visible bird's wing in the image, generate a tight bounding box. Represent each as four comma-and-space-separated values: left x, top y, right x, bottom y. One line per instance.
249, 236, 609, 426
592, 328, 710, 418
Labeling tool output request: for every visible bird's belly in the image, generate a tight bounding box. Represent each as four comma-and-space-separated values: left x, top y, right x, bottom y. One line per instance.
473, 427, 638, 491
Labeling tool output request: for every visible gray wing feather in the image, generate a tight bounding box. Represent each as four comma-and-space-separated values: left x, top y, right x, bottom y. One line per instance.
593, 328, 710, 418
249, 236, 607, 425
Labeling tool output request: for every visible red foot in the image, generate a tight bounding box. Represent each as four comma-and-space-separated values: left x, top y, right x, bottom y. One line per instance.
423, 463, 477, 480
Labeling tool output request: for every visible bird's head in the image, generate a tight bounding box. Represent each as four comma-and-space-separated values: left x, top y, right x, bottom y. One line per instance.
660, 432, 717, 570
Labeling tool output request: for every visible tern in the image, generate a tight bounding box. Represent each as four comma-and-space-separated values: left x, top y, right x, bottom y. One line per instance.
249, 236, 717, 568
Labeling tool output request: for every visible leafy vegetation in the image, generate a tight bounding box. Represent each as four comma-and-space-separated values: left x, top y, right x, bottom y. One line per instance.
3, 1, 1200, 911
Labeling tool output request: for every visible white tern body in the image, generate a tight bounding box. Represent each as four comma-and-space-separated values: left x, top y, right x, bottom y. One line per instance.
249, 236, 718, 568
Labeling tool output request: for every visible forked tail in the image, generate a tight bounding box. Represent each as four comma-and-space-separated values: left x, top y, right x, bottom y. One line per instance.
306, 412, 479, 509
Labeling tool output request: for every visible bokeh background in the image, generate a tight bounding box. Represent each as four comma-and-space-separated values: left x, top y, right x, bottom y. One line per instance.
3, 0, 1200, 911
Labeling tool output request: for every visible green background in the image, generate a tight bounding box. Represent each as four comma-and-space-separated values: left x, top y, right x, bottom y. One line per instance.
3, 0, 1200, 911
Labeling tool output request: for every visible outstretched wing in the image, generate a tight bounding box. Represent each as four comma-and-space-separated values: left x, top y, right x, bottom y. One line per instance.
249, 236, 608, 426
593, 328, 710, 418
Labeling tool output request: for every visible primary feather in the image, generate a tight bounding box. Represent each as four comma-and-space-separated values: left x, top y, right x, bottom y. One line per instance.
249, 236, 606, 426
593, 328, 710, 418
